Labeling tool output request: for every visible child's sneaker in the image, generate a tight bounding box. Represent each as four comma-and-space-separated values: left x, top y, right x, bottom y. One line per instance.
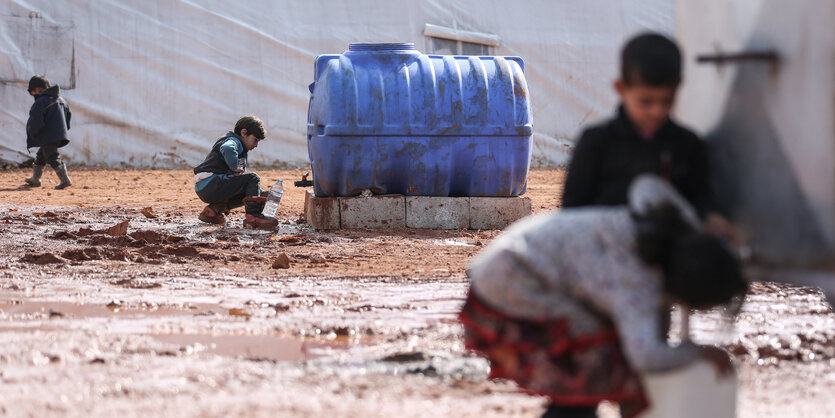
198, 203, 228, 225
243, 214, 278, 230
241, 196, 277, 230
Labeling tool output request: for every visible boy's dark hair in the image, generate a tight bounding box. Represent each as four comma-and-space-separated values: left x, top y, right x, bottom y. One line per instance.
234, 115, 266, 140
621, 32, 682, 87
28, 75, 50, 92
634, 202, 747, 309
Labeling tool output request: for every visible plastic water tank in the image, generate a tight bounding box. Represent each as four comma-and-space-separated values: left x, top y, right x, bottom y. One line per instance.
307, 43, 532, 197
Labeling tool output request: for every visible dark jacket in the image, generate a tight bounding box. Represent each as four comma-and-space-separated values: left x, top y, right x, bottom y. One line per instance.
26, 85, 71, 149
561, 105, 713, 217
193, 131, 248, 175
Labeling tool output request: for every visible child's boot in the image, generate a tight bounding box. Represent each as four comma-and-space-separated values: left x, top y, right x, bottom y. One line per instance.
242, 196, 278, 230
198, 202, 229, 225
24, 165, 44, 187
54, 162, 72, 190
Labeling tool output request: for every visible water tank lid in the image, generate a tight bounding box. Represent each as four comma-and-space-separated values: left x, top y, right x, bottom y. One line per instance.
348, 43, 416, 52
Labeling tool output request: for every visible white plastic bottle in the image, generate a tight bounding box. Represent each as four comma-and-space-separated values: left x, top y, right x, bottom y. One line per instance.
261, 179, 284, 218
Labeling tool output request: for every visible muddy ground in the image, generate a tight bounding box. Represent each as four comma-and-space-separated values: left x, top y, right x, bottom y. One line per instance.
0, 168, 832, 418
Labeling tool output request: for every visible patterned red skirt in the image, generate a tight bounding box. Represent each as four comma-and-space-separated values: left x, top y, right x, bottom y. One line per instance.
459, 290, 649, 418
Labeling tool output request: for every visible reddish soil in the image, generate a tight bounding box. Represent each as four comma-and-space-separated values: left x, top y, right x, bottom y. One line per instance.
0, 169, 567, 278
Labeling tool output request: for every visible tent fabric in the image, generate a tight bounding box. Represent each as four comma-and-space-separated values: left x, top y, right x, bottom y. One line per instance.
0, 0, 673, 168
676, 0, 835, 265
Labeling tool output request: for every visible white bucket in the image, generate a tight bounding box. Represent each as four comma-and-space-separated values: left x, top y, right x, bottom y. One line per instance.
641, 359, 737, 418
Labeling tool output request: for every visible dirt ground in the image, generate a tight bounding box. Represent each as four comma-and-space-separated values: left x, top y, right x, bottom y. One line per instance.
0, 168, 832, 417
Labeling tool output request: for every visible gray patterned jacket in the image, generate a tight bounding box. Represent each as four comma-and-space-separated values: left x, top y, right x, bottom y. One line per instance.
467, 174, 701, 372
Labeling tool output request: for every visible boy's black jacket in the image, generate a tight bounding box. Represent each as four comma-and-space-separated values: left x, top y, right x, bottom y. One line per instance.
562, 105, 712, 217
26, 85, 71, 149
193, 131, 248, 175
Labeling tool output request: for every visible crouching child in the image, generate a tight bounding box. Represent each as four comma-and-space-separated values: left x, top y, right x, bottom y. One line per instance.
193, 115, 278, 230
459, 174, 748, 418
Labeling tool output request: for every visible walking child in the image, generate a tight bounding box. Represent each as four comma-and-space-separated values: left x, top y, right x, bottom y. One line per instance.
460, 175, 747, 418
24, 75, 72, 189
193, 115, 278, 230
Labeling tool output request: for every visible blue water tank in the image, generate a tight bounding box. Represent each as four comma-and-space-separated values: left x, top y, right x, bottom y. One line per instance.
307, 43, 532, 197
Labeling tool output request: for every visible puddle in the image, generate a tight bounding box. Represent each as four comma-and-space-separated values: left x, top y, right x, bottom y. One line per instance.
276, 224, 308, 235
0, 300, 216, 319
686, 282, 835, 362
151, 334, 353, 362
0, 325, 61, 333
431, 239, 474, 247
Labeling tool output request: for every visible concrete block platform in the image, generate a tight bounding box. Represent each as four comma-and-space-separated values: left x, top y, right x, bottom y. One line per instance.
340, 194, 406, 229
304, 190, 531, 230
469, 196, 533, 230
406, 197, 469, 229
304, 190, 340, 230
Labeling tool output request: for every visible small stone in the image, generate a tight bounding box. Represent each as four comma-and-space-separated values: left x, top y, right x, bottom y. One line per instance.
271, 253, 291, 269
381, 352, 428, 362
310, 253, 326, 264
25, 253, 66, 265
228, 308, 251, 318
140, 207, 159, 219
106, 220, 130, 236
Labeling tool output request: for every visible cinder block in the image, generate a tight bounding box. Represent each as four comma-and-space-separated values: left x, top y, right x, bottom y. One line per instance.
340, 195, 406, 229
406, 197, 469, 229
469, 197, 532, 230
305, 190, 340, 230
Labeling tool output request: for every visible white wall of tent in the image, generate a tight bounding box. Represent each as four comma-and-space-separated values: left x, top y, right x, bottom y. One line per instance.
0, 0, 673, 167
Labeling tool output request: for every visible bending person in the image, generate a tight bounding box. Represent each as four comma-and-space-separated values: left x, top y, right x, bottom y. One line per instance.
460, 174, 747, 418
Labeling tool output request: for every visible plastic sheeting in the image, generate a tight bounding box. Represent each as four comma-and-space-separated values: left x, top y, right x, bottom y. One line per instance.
0, 0, 673, 168
676, 1, 835, 303
676, 0, 835, 266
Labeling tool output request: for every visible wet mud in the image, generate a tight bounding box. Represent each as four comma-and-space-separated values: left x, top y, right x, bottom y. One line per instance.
0, 168, 832, 417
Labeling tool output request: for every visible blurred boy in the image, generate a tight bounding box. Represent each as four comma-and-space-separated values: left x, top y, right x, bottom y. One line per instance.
24, 75, 72, 189
561, 33, 732, 237
193, 115, 278, 230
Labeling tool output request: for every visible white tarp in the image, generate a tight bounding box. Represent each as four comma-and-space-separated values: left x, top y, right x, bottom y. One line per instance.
0, 0, 673, 168
676, 0, 835, 265
676, 1, 835, 303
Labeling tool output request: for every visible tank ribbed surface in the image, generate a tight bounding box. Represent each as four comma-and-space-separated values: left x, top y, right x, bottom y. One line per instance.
307, 44, 532, 197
